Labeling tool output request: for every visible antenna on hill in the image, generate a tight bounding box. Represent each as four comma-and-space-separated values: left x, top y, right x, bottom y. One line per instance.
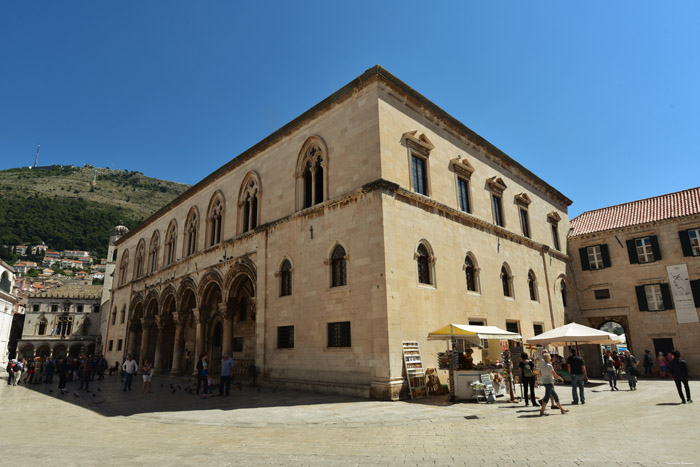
33, 144, 40, 168
92, 168, 97, 186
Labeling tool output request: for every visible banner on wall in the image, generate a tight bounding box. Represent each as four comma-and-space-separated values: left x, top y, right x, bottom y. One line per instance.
666, 264, 699, 324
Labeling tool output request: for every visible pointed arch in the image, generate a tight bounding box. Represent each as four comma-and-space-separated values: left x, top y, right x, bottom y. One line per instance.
329, 243, 347, 288
144, 290, 160, 318
295, 136, 329, 210
177, 277, 199, 312
118, 249, 130, 286
197, 269, 225, 300
206, 191, 225, 247
164, 219, 178, 267
148, 230, 160, 274
129, 293, 145, 321
555, 274, 575, 309
183, 206, 200, 257
501, 263, 514, 298
527, 269, 538, 301
37, 315, 48, 336
238, 172, 261, 234
464, 252, 480, 293
278, 257, 293, 297
134, 239, 146, 278
159, 285, 177, 315
223, 257, 257, 303
415, 239, 435, 286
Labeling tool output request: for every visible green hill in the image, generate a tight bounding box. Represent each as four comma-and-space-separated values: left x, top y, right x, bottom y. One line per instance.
0, 166, 190, 258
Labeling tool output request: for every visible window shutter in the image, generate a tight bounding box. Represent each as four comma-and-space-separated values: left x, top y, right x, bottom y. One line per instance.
626, 240, 638, 264
679, 230, 693, 257
601, 244, 611, 268
579, 248, 590, 271
691, 280, 700, 308
650, 235, 662, 261
635, 286, 648, 311
660, 283, 673, 310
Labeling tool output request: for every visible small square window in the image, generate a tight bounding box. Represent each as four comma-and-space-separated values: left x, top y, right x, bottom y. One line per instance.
594, 289, 611, 300
328, 321, 351, 348
533, 324, 544, 336
33, 304, 40, 312
505, 321, 520, 334
117, 339, 123, 351
468, 320, 485, 326
93, 304, 100, 313
277, 326, 294, 349
635, 237, 655, 263
233, 337, 244, 353
77, 305, 84, 313
51, 305, 58, 312
587, 246, 604, 270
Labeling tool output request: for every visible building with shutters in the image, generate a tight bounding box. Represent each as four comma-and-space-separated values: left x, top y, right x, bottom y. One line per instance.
568, 187, 700, 372
103, 66, 573, 400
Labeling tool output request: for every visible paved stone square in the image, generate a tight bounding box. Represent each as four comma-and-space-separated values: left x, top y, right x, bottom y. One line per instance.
0, 374, 697, 466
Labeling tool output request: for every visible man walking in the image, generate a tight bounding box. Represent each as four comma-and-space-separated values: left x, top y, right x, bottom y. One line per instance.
122, 355, 138, 392
219, 354, 234, 397
643, 350, 654, 377
567, 348, 588, 404
668, 350, 692, 404
79, 356, 93, 391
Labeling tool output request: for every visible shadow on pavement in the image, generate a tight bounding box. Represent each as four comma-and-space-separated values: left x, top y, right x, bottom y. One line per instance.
656, 402, 682, 406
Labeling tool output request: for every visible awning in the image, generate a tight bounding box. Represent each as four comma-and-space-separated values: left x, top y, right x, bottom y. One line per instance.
525, 322, 624, 346
427, 324, 522, 342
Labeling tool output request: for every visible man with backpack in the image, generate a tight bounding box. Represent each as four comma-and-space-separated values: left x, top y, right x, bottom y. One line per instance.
643, 350, 654, 377
519, 353, 538, 406
668, 350, 692, 404
567, 348, 588, 404
6, 359, 16, 386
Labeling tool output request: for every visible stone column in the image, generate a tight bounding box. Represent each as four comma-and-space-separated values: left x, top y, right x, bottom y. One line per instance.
139, 318, 153, 365
193, 308, 204, 375
152, 316, 165, 374
170, 312, 184, 376
219, 303, 233, 357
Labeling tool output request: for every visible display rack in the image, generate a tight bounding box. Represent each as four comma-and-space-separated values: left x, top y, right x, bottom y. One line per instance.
402, 341, 428, 399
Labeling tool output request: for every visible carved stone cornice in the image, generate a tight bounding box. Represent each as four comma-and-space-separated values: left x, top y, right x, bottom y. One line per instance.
450, 156, 475, 178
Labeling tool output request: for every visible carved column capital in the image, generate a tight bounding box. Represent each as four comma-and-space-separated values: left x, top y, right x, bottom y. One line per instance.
154, 315, 167, 330
217, 303, 233, 321
192, 308, 206, 324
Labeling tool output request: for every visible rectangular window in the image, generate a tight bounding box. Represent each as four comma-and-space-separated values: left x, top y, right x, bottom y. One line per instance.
645, 284, 665, 311
689, 229, 700, 256
93, 304, 100, 313
232, 337, 244, 353
551, 224, 561, 251
492, 194, 504, 227
51, 305, 58, 312
108, 340, 113, 351
328, 321, 351, 348
587, 246, 604, 270
468, 320, 485, 326
533, 324, 544, 336
635, 237, 655, 263
411, 155, 428, 195
33, 304, 40, 312
277, 326, 295, 349
77, 305, 84, 313
505, 321, 520, 334
594, 289, 611, 300
457, 178, 470, 213
519, 209, 530, 238
117, 339, 123, 351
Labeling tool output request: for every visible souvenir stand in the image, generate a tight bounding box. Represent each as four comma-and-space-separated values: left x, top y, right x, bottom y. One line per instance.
427, 324, 522, 402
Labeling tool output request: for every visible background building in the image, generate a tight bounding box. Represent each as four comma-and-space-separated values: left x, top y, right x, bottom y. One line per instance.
104, 66, 572, 399
569, 187, 700, 372
0, 260, 18, 368
17, 284, 103, 359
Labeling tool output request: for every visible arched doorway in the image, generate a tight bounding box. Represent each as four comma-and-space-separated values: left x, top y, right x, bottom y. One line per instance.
21, 345, 34, 359
600, 321, 625, 338
53, 345, 68, 359
36, 345, 51, 358
227, 271, 256, 364
200, 279, 223, 374
69, 345, 82, 358
178, 286, 198, 375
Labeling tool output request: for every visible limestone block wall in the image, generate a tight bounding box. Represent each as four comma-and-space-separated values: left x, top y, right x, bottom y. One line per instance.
569, 214, 700, 371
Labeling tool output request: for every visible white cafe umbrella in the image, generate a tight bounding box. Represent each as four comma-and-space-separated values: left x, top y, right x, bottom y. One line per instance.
525, 322, 624, 347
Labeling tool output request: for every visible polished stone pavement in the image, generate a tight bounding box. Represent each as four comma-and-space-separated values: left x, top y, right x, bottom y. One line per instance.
0, 373, 696, 466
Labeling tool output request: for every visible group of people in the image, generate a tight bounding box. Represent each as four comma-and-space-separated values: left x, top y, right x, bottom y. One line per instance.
6, 354, 110, 394
518, 347, 693, 414
195, 352, 235, 398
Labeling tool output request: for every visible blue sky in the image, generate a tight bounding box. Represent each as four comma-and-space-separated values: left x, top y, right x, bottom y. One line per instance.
2, 1, 698, 218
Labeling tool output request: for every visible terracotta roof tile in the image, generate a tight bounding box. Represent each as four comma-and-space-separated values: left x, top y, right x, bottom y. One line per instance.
571, 187, 700, 236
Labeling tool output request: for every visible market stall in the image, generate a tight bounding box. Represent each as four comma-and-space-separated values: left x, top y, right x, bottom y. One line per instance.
427, 324, 522, 402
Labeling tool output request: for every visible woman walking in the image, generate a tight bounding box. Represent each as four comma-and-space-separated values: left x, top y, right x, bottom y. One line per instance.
624, 350, 640, 390
604, 350, 619, 391
142, 359, 153, 394
196, 353, 209, 397
57, 358, 69, 394
538, 353, 569, 416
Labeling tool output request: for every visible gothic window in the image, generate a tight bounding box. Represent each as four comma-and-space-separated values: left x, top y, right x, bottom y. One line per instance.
561, 282, 568, 307
528, 270, 538, 301
279, 259, 292, 297
184, 208, 199, 257
416, 242, 434, 285
465, 254, 478, 292
111, 308, 117, 325
120, 307, 126, 324
134, 240, 146, 278
239, 173, 261, 233
164, 220, 177, 266
330, 245, 347, 288
118, 251, 129, 286
37, 318, 47, 336
207, 194, 224, 246
56, 316, 73, 337
501, 265, 513, 298
148, 231, 160, 274
296, 138, 328, 210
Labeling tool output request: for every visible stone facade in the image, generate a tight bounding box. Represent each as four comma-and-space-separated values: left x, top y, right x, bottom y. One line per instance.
17, 284, 103, 359
0, 261, 18, 368
103, 66, 572, 399
568, 188, 700, 373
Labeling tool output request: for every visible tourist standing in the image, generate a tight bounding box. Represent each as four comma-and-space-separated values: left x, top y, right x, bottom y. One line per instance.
196, 353, 208, 396
6, 359, 16, 385
122, 355, 138, 392
44, 357, 55, 385
141, 359, 153, 394
57, 358, 69, 394
518, 353, 537, 406
624, 350, 639, 391
566, 349, 588, 404
219, 354, 234, 397
658, 352, 669, 378
604, 350, 618, 391
538, 353, 569, 416
643, 350, 654, 377
668, 350, 692, 404
79, 356, 93, 391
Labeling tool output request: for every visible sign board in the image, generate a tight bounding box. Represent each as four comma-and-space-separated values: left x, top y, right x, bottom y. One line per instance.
667, 264, 699, 324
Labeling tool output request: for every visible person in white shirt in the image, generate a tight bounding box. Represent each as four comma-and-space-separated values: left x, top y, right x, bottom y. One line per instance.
122, 355, 138, 392
538, 353, 569, 416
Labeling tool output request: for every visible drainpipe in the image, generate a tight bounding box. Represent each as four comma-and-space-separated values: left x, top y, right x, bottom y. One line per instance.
540, 245, 556, 330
